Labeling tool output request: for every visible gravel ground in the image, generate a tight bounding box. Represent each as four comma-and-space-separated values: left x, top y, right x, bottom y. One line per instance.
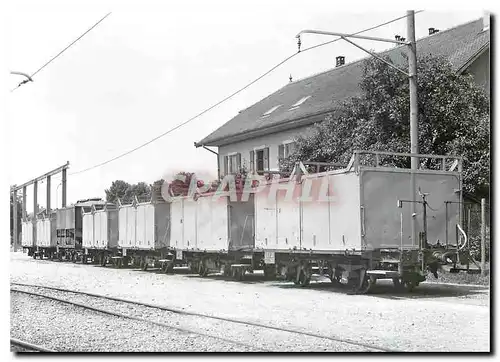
11, 344, 37, 353
11, 292, 257, 352
11, 284, 377, 352
10, 252, 490, 352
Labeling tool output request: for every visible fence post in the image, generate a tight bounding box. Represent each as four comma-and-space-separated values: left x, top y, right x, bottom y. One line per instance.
481, 198, 486, 277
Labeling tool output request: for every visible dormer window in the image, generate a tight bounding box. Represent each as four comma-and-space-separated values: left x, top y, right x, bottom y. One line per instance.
261, 105, 282, 118
289, 95, 311, 111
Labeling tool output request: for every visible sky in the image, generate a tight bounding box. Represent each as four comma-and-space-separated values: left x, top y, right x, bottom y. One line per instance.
2, 0, 487, 214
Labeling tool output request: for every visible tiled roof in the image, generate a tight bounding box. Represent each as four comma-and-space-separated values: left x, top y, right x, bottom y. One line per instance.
197, 18, 489, 147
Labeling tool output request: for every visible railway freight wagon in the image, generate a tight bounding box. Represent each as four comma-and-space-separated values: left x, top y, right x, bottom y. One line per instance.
55, 198, 109, 261
254, 151, 463, 293
170, 192, 256, 279
82, 203, 119, 265
116, 199, 170, 270
21, 219, 34, 255
33, 213, 57, 259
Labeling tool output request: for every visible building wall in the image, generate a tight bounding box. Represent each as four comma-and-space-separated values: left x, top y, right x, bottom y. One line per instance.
218, 125, 313, 174
465, 48, 490, 96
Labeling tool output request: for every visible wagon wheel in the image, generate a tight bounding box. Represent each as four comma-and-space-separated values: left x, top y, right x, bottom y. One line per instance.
329, 267, 343, 285
232, 267, 244, 281
297, 269, 311, 287
100, 254, 107, 267
198, 262, 208, 277
347, 270, 374, 295
355, 275, 374, 294
392, 278, 402, 290
403, 279, 418, 292
222, 264, 231, 277
263, 265, 276, 280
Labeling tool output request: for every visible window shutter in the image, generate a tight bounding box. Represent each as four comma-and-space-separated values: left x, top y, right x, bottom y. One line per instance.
249, 150, 255, 173
278, 144, 284, 163
263, 147, 269, 170
223, 156, 228, 176
236, 153, 242, 173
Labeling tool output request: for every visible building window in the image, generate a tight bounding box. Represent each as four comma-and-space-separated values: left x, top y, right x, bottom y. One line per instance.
278, 142, 296, 161
250, 147, 269, 174
223, 153, 241, 175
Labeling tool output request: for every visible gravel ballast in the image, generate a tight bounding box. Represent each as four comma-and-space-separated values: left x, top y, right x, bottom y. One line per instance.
10, 252, 490, 352
11, 284, 378, 352
11, 292, 257, 352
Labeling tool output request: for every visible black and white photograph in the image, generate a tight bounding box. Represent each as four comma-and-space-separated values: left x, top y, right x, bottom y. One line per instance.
5, 0, 491, 354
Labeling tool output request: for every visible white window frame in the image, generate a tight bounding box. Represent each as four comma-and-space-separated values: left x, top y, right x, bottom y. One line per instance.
279, 140, 296, 160
226, 153, 240, 174
253, 145, 267, 151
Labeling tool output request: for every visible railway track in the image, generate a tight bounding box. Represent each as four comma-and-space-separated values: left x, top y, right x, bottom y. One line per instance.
10, 338, 57, 352
11, 282, 396, 352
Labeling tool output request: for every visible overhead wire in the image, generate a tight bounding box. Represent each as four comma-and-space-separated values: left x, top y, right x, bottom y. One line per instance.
35, 11, 425, 177
11, 12, 112, 92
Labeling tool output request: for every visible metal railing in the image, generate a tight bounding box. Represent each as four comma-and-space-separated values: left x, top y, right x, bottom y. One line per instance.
347, 150, 463, 172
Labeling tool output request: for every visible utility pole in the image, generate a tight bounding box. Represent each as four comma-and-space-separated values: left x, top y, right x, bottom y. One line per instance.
296, 10, 420, 249
407, 10, 419, 252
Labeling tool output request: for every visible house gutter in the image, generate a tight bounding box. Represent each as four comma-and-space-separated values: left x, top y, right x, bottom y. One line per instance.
456, 43, 489, 75
194, 143, 220, 180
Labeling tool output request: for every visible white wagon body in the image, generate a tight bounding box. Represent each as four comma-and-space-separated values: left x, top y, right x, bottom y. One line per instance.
36, 215, 56, 248
118, 202, 169, 250
170, 193, 254, 252
82, 207, 119, 250
255, 166, 460, 253
21, 220, 34, 247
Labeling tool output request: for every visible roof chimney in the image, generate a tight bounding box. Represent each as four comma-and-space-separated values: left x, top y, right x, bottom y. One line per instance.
428, 28, 440, 35
336, 56, 345, 67
395, 35, 401, 41
483, 11, 490, 31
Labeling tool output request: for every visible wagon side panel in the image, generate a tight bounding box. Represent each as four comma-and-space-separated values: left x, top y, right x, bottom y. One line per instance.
153, 202, 170, 249
254, 184, 277, 249
229, 194, 255, 250
169, 199, 184, 249
327, 172, 363, 251
82, 213, 93, 249
196, 196, 212, 251
182, 198, 197, 250
361, 169, 461, 249
118, 207, 128, 248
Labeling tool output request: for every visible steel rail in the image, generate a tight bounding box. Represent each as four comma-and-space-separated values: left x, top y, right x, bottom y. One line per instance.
11, 288, 267, 352
10, 338, 57, 352
11, 282, 396, 352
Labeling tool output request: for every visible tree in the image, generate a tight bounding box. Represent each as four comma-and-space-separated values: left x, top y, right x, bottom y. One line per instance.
105, 180, 153, 204
282, 55, 490, 199
105, 180, 130, 204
